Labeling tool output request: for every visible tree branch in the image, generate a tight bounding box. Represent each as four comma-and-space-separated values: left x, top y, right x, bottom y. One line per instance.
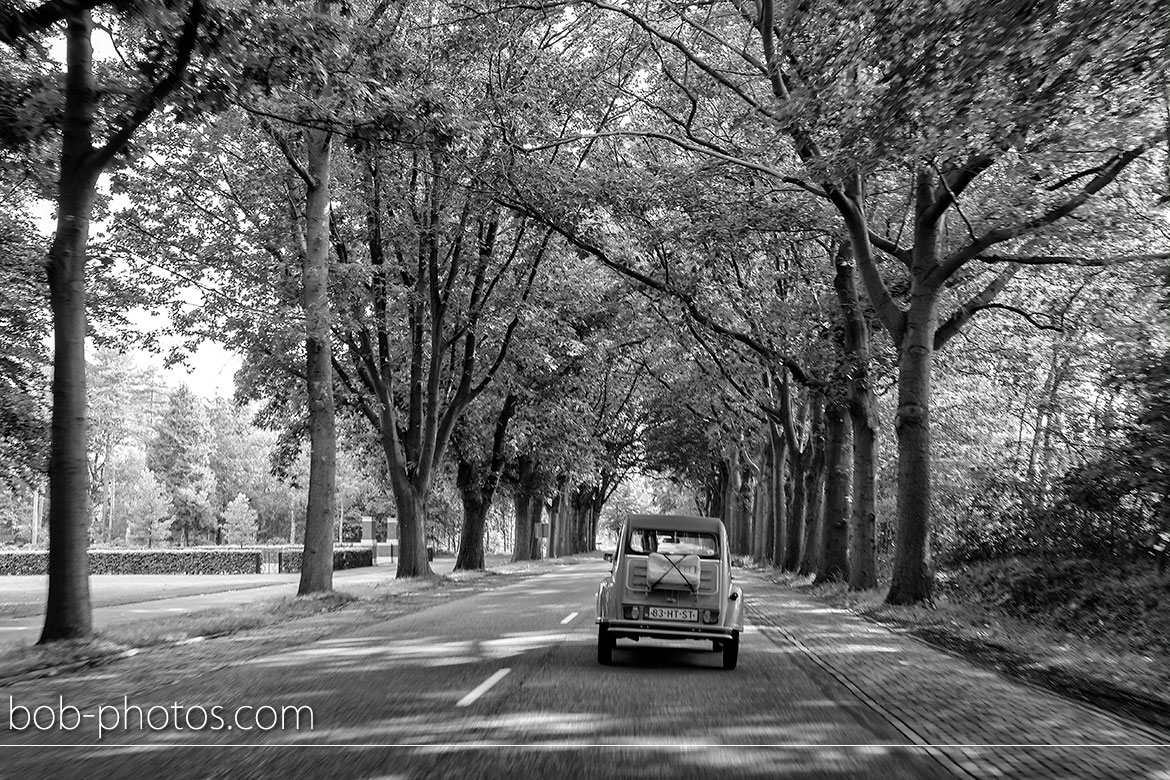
0, 0, 132, 44
520, 209, 825, 387
977, 252, 1170, 266
90, 0, 205, 171
934, 264, 1021, 348
262, 123, 315, 188
932, 131, 1169, 284
923, 152, 996, 226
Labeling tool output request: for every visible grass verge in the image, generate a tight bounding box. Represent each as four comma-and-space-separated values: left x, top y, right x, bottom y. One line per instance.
0, 556, 588, 683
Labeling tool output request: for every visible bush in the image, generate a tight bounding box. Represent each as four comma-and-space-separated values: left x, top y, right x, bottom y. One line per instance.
0, 552, 45, 575
278, 547, 373, 573
948, 557, 1170, 651
941, 515, 1031, 565
0, 549, 263, 575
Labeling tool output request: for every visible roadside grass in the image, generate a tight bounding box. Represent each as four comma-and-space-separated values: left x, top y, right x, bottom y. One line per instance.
768, 559, 1170, 732
0, 591, 360, 681
0, 574, 300, 620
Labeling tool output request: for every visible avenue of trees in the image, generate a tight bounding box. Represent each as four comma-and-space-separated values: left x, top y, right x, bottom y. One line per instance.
2, 0, 1169, 642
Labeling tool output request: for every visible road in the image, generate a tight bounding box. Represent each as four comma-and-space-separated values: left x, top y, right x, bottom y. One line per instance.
1, 558, 1165, 779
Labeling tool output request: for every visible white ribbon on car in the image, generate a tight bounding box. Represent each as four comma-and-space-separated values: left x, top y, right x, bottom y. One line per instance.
646, 552, 701, 594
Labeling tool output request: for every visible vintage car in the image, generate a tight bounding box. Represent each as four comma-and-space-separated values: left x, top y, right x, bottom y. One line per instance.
596, 513, 744, 669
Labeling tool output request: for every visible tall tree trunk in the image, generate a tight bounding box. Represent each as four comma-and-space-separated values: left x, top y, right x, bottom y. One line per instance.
511, 455, 538, 561
756, 435, 774, 563
769, 419, 789, 566
454, 394, 516, 570
588, 493, 604, 551
455, 460, 488, 571
571, 485, 596, 554
816, 403, 851, 583
723, 449, 740, 546
781, 380, 805, 571
706, 461, 727, 519
394, 481, 430, 577
512, 491, 531, 561
42, 177, 95, 641
41, 13, 100, 643
849, 397, 879, 590
885, 279, 941, 604
833, 239, 879, 590
735, 459, 754, 556
528, 491, 544, 560
298, 121, 337, 596
547, 475, 570, 558
798, 400, 826, 576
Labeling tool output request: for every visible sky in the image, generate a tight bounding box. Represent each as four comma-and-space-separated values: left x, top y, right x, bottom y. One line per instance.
35, 195, 242, 400
152, 341, 242, 399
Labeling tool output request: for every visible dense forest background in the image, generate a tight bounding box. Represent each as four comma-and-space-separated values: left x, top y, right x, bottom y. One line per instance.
2, 0, 1169, 642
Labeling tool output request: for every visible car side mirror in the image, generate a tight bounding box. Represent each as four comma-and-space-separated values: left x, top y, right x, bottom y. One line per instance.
603, 552, 613, 563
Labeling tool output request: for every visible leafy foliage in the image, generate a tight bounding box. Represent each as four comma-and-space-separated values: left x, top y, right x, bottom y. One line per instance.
222, 492, 259, 546
949, 557, 1170, 652
147, 386, 217, 544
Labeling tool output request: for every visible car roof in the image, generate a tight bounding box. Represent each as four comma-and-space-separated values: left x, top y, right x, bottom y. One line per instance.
626, 514, 725, 533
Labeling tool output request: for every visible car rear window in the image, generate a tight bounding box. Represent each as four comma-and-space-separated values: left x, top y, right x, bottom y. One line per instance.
627, 528, 719, 558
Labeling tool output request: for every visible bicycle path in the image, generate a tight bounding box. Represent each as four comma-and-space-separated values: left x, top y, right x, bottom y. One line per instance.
741, 570, 1170, 779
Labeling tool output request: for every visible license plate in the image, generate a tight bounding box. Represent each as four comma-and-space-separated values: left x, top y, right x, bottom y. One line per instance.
646, 607, 697, 622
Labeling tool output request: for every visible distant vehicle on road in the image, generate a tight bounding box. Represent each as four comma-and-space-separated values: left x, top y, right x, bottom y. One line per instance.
596, 514, 744, 669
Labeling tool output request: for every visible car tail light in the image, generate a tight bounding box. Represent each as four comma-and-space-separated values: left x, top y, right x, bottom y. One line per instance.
623, 605, 641, 620
702, 609, 719, 624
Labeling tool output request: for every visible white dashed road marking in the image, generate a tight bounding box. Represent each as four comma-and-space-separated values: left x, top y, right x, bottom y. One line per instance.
456, 668, 511, 708
560, 612, 579, 625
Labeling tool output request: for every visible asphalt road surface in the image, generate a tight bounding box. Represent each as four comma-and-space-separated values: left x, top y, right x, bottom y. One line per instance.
1, 560, 958, 779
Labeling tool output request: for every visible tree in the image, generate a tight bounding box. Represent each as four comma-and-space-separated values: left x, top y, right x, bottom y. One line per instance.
116, 448, 173, 548
276, 89, 337, 592
148, 386, 217, 545
86, 350, 165, 544
543, 0, 1170, 603
0, 206, 49, 492
452, 391, 517, 570
3, 0, 211, 641
222, 492, 259, 546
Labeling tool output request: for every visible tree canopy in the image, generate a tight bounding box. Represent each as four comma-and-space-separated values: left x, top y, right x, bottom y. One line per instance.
3, 0, 1170, 640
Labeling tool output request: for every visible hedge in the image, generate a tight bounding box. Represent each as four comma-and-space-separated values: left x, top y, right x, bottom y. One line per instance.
0, 552, 45, 576
0, 549, 263, 576
278, 547, 374, 574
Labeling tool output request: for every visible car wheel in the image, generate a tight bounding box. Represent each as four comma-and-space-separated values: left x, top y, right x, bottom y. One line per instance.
597, 625, 614, 665
722, 632, 739, 670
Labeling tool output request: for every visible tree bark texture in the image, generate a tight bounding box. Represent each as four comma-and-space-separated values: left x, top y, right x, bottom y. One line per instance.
769, 419, 789, 566
885, 189, 942, 603
455, 460, 488, 571
511, 455, 541, 561
816, 402, 851, 584
735, 461, 754, 557
781, 380, 805, 571
723, 449, 742, 553
849, 403, 879, 590
454, 394, 516, 570
41, 13, 100, 643
754, 436, 774, 563
297, 124, 337, 597
832, 239, 880, 590
392, 481, 431, 578
798, 400, 826, 577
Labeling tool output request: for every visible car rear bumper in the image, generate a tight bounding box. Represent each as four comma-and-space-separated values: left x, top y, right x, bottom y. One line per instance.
600, 619, 737, 642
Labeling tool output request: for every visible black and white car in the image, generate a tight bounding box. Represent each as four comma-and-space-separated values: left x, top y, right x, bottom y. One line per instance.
596, 514, 744, 669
